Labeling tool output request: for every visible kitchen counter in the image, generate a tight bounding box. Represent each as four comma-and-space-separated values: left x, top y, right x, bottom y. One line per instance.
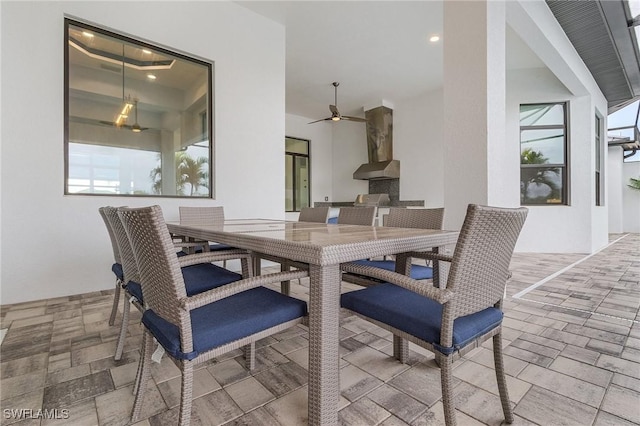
313, 200, 425, 208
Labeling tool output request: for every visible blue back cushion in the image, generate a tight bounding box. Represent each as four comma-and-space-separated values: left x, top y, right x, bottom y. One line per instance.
125, 263, 242, 303
112, 263, 124, 281
351, 259, 433, 280
126, 281, 143, 302
341, 283, 502, 354
328, 217, 338, 224
181, 263, 242, 296
142, 287, 307, 360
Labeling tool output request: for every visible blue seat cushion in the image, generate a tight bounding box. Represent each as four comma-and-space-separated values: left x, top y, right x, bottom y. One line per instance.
208, 243, 234, 252
192, 243, 236, 253
341, 283, 503, 355
352, 259, 433, 280
328, 217, 338, 224
125, 263, 242, 303
142, 287, 308, 360
112, 263, 124, 281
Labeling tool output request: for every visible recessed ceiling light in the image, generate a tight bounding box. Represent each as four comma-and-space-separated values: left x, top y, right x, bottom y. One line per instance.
429, 35, 440, 43
142, 49, 152, 54
147, 74, 156, 80
82, 31, 94, 38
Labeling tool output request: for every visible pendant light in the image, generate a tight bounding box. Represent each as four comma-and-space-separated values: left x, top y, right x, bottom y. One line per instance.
115, 44, 133, 127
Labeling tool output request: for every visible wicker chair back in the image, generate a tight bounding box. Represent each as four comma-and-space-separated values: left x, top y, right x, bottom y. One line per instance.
386, 207, 444, 230
337, 207, 376, 226
179, 206, 224, 225
103, 206, 141, 285
446, 204, 528, 320
118, 205, 187, 327
298, 206, 330, 223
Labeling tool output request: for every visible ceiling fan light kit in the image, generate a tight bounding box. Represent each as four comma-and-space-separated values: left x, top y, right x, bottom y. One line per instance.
308, 82, 367, 124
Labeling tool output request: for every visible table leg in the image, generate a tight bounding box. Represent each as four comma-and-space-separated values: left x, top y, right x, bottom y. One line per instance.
280, 262, 291, 295
432, 247, 440, 288
308, 263, 340, 426
253, 254, 262, 276
393, 254, 410, 363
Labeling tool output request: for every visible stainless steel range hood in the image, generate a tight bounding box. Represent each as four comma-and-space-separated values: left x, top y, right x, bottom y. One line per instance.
353, 160, 400, 180
353, 104, 400, 180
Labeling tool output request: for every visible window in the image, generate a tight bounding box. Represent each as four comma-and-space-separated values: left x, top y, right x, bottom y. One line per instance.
520, 103, 568, 205
65, 19, 213, 197
595, 113, 604, 206
285, 137, 310, 212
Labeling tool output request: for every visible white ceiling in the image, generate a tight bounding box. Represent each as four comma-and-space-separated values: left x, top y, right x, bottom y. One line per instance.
237, 1, 546, 121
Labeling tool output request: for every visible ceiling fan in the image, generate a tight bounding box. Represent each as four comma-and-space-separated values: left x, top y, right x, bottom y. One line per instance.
308, 82, 367, 124
99, 99, 149, 131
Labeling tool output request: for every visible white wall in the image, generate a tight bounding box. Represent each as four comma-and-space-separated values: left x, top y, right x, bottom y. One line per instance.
0, 1, 285, 304
622, 161, 640, 232
284, 113, 333, 220
608, 147, 625, 233
331, 121, 368, 201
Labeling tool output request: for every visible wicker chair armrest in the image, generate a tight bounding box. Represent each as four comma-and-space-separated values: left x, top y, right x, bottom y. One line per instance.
341, 262, 454, 304
407, 251, 453, 263
177, 249, 250, 267
181, 269, 309, 311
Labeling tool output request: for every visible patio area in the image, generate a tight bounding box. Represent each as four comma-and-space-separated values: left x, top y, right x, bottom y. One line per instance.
1, 234, 638, 425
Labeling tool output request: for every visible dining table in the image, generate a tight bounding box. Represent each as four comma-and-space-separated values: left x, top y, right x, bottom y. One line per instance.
166, 218, 459, 426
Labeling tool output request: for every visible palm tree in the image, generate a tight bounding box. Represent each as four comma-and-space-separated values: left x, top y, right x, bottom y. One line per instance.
177, 153, 209, 196
150, 154, 164, 195
150, 152, 208, 196
521, 148, 561, 203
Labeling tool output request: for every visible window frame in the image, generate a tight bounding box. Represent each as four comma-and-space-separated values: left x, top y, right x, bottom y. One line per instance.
285, 137, 311, 212
64, 18, 214, 198
519, 102, 569, 206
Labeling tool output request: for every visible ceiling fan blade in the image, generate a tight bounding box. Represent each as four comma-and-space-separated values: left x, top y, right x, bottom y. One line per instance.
307, 117, 332, 124
329, 105, 339, 115
342, 115, 367, 122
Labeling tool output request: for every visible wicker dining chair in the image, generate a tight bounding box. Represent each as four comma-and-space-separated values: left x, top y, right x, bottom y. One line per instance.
341, 204, 527, 426
298, 206, 330, 223
342, 207, 445, 287
119, 205, 308, 426
176, 206, 237, 256
99, 207, 125, 327
101, 206, 253, 361
337, 206, 376, 226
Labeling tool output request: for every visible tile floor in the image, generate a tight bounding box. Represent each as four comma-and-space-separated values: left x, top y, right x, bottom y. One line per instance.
1, 234, 638, 425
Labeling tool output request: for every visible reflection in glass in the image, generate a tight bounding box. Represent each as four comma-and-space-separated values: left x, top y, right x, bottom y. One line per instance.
519, 103, 567, 205
519, 104, 565, 126
285, 137, 310, 212
520, 129, 565, 164
520, 167, 563, 204
65, 19, 212, 197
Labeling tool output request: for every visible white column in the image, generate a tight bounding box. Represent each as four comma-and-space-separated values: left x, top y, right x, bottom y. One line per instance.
443, 0, 507, 229
607, 146, 624, 233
